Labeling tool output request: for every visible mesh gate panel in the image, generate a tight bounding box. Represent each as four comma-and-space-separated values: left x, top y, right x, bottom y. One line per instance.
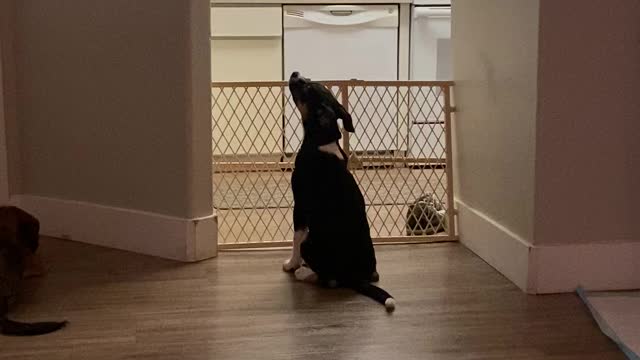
211, 81, 455, 248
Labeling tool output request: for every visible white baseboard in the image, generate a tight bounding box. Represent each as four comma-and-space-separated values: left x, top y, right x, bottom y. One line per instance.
456, 199, 640, 294
11, 195, 218, 262
529, 241, 640, 294
456, 199, 532, 292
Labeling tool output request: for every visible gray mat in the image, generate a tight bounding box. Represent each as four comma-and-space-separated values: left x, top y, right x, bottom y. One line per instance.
577, 287, 640, 360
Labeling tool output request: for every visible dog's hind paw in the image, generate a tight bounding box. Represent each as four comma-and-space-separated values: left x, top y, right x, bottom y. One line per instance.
294, 266, 318, 282
283, 258, 302, 272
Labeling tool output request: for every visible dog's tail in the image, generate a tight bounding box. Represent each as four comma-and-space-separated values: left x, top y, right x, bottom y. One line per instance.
1, 316, 67, 336
351, 283, 396, 312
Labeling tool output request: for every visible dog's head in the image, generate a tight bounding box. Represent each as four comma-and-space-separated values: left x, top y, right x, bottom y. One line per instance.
288, 71, 354, 146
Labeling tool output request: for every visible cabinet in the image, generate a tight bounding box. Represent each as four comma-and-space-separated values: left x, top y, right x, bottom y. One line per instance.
211, 6, 284, 156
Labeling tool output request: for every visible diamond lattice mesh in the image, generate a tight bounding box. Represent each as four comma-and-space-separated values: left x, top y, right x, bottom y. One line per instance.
211, 82, 453, 246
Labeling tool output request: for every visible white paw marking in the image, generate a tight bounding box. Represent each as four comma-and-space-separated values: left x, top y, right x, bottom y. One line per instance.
294, 267, 317, 282
385, 298, 397, 312
283, 258, 301, 272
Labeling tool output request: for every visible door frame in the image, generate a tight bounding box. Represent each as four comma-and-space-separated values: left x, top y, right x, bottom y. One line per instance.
0, 42, 10, 204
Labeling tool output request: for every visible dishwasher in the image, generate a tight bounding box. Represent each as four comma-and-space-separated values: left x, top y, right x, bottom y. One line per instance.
283, 5, 400, 154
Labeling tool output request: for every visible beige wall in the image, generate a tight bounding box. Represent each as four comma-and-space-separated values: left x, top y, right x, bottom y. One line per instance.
12, 0, 212, 218
0, 0, 21, 200
534, 0, 640, 245
187, 0, 215, 217
0, 44, 7, 203
452, 0, 540, 241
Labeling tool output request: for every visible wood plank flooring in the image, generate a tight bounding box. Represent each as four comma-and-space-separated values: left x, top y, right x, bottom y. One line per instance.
0, 239, 623, 360
213, 168, 447, 244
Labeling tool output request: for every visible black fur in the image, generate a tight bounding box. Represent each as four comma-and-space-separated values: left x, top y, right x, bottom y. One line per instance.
289, 72, 394, 309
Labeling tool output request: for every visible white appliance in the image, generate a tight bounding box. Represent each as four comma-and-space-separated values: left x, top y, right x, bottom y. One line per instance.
210, 6, 283, 156
409, 0, 451, 160
283, 5, 399, 154
210, 6, 282, 82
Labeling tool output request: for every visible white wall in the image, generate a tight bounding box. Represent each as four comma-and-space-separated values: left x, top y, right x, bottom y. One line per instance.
525, 0, 640, 293
0, 43, 8, 204
0, 0, 21, 202
452, 0, 639, 293
14, 0, 212, 218
452, 0, 539, 242
3, 0, 216, 261
534, 0, 640, 246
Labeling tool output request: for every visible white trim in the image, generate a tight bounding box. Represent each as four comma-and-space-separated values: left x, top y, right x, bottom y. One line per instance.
11, 195, 218, 262
398, 3, 411, 81
282, 5, 399, 28
457, 199, 640, 294
212, 0, 412, 4
0, 44, 9, 204
530, 242, 640, 294
456, 199, 532, 292
412, 7, 450, 19
412, 0, 450, 6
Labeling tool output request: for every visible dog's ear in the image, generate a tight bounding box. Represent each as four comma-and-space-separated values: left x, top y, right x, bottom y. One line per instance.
309, 82, 355, 133
314, 103, 337, 127
340, 108, 355, 133
333, 102, 354, 132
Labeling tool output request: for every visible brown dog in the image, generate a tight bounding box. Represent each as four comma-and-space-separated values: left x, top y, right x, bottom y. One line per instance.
0, 206, 67, 336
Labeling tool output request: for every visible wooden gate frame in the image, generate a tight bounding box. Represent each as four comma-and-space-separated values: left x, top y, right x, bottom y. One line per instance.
211, 80, 457, 250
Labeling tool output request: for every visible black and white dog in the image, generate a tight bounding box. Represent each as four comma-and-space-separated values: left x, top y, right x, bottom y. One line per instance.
283, 72, 396, 312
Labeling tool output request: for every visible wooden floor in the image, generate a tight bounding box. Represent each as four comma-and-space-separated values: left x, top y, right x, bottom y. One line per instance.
213, 168, 448, 245
1, 239, 623, 360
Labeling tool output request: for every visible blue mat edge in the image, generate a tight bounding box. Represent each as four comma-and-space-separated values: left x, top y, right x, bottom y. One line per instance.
576, 286, 640, 360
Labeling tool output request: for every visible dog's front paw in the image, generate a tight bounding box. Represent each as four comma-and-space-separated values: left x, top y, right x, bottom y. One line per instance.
283, 258, 302, 272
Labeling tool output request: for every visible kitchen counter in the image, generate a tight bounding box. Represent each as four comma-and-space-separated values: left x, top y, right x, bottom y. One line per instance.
212, 0, 412, 4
